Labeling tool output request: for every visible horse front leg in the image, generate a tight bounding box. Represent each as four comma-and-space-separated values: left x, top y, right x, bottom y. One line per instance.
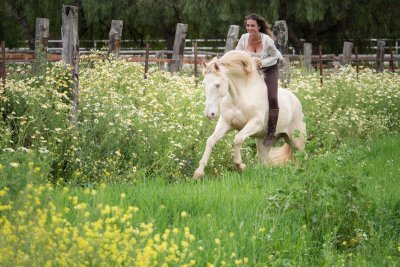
233, 118, 263, 171
193, 118, 232, 179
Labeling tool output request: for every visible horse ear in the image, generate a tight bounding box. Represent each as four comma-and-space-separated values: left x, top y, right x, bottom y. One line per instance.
202, 59, 208, 68
214, 62, 220, 72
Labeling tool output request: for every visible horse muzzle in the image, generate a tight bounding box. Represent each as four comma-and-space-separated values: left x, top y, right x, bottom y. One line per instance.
204, 104, 219, 120
206, 112, 217, 120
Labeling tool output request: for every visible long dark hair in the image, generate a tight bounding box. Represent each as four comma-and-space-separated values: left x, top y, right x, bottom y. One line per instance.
244, 14, 274, 39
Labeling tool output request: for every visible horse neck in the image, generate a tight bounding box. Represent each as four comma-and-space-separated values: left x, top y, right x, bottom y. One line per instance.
224, 71, 268, 111
225, 73, 252, 102
226, 79, 239, 103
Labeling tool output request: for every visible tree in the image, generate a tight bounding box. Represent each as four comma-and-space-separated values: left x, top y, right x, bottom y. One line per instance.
0, 0, 78, 48
277, 0, 400, 53
1, 0, 399, 53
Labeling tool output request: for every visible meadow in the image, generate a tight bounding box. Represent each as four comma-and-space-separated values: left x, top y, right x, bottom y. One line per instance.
0, 55, 400, 266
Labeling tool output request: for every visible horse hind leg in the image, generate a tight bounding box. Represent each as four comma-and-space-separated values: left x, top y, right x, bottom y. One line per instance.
268, 134, 294, 165
256, 135, 293, 165
256, 138, 270, 165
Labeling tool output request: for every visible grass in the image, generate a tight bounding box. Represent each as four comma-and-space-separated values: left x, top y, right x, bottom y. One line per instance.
1, 57, 400, 266
128, 134, 400, 265
1, 134, 399, 266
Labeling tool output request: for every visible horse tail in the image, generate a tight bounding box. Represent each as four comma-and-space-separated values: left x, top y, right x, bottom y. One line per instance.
268, 143, 293, 165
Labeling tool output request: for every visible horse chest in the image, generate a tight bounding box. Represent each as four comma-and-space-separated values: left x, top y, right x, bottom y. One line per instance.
223, 108, 248, 129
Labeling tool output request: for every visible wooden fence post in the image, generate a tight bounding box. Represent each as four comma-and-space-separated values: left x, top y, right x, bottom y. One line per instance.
108, 20, 123, 58
273, 20, 289, 86
62, 5, 79, 124
273, 20, 288, 55
1, 41, 5, 90
355, 46, 359, 77
319, 45, 323, 85
390, 48, 395, 73
170, 23, 188, 73
396, 40, 400, 69
144, 43, 149, 79
303, 43, 312, 70
194, 41, 198, 83
342, 41, 353, 65
376, 40, 385, 72
224, 25, 239, 53
33, 18, 49, 76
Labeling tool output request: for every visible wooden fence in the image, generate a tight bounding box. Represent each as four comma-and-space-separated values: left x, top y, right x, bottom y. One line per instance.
1, 6, 399, 120
2, 42, 399, 85
2, 43, 399, 70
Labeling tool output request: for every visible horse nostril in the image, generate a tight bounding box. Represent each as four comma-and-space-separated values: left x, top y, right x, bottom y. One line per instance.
211, 112, 215, 117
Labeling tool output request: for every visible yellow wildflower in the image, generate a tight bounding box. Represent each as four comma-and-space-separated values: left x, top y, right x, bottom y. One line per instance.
0, 188, 8, 197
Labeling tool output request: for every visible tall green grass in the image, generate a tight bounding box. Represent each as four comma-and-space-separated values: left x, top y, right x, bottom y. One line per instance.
1, 135, 399, 266
1, 57, 400, 265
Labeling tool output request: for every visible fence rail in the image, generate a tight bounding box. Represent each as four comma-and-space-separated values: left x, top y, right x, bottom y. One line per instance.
2, 46, 398, 90
1, 49, 399, 68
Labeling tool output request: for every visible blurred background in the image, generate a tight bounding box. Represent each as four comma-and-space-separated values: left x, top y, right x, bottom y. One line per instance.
1, 0, 399, 54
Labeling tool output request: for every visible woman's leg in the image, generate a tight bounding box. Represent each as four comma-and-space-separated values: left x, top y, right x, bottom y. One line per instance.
262, 64, 279, 147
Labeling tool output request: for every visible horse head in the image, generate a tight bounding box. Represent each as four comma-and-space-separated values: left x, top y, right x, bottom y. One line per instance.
202, 58, 229, 120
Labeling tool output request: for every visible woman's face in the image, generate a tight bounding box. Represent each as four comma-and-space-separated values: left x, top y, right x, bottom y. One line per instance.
245, 19, 260, 34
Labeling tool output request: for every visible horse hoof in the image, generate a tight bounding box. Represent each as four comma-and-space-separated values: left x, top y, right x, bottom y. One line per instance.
193, 170, 204, 180
235, 163, 246, 171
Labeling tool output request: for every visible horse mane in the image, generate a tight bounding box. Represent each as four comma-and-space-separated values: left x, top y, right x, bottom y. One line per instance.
202, 57, 222, 76
218, 50, 257, 76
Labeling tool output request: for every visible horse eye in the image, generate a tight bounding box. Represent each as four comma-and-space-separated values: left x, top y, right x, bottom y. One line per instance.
215, 84, 220, 88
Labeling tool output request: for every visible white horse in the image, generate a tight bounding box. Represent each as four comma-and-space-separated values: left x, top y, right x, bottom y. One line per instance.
193, 50, 306, 179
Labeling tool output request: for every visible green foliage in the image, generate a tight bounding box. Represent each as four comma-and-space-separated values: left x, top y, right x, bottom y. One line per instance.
1, 58, 400, 264
1, 0, 399, 52
1, 57, 208, 184
291, 66, 400, 154
1, 136, 400, 265
1, 58, 400, 185
0, 150, 50, 197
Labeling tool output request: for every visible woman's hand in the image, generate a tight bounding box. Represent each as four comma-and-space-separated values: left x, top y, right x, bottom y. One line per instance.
254, 58, 262, 69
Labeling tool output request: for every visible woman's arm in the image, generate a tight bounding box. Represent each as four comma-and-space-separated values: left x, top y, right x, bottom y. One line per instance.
260, 56, 280, 67
264, 34, 284, 61
235, 34, 246, 51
